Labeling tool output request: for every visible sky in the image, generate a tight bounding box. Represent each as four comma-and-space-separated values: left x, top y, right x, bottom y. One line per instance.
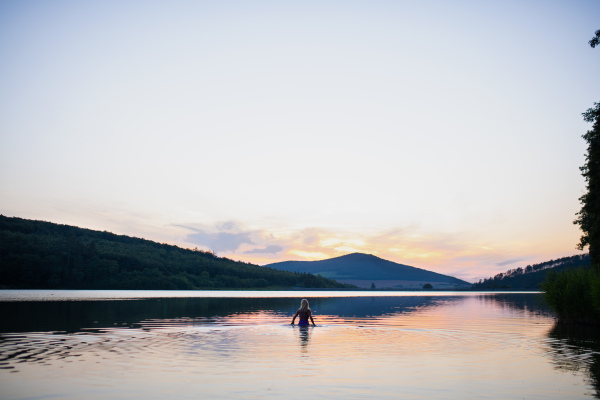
1, 0, 599, 283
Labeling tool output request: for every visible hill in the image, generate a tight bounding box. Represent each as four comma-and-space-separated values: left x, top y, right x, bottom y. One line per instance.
0, 215, 353, 290
472, 254, 591, 290
265, 253, 471, 289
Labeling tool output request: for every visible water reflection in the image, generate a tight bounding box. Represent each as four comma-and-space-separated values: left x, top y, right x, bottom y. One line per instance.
0, 295, 468, 334
296, 325, 312, 354
476, 293, 599, 397
1, 292, 599, 399
547, 323, 600, 398
476, 292, 554, 316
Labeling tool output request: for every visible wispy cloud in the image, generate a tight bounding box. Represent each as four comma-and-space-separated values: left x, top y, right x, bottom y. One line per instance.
177, 221, 289, 256
496, 258, 527, 267
187, 230, 253, 253
243, 245, 284, 254
173, 221, 574, 283
178, 222, 254, 253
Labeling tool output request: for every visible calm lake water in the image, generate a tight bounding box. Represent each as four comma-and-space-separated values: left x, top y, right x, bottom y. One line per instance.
1, 290, 599, 399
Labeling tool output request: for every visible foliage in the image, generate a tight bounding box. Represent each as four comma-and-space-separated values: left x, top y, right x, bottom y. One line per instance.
590, 29, 600, 48
541, 267, 600, 325
574, 30, 600, 267
0, 216, 355, 290
472, 254, 590, 289
422, 283, 432, 289
544, 29, 600, 327
574, 102, 600, 266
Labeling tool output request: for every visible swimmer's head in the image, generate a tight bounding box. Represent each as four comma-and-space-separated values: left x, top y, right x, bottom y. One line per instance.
300, 299, 309, 311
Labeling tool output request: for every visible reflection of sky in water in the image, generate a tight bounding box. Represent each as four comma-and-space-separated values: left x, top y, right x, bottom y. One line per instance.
0, 292, 598, 399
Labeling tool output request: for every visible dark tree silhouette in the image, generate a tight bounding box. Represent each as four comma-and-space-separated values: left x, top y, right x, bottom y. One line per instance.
574, 30, 600, 268
589, 29, 600, 48
575, 103, 600, 266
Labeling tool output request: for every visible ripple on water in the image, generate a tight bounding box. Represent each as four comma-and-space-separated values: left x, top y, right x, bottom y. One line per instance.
1, 293, 598, 400
0, 312, 559, 371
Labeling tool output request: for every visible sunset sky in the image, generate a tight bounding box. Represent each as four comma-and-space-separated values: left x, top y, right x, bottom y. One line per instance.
1, 0, 599, 282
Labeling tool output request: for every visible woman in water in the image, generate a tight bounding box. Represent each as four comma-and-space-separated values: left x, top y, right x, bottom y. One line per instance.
291, 298, 316, 326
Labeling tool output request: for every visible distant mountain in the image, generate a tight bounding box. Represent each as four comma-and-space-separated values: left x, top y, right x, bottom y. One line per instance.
264, 253, 471, 289
472, 254, 591, 290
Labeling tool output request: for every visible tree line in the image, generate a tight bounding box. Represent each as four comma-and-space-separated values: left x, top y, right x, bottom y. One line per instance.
541, 29, 600, 325
473, 254, 591, 290
0, 216, 354, 290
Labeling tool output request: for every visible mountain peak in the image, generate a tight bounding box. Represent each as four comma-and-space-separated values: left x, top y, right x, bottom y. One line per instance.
332, 253, 384, 261
264, 253, 470, 289
337, 252, 376, 259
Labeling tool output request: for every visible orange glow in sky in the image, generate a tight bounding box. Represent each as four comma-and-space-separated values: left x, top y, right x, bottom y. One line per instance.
1, 0, 597, 283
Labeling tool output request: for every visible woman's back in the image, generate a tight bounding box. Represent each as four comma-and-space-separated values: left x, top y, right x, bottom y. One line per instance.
297, 308, 311, 321
292, 299, 315, 326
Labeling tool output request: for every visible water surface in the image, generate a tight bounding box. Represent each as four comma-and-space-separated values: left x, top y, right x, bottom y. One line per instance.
1, 290, 598, 399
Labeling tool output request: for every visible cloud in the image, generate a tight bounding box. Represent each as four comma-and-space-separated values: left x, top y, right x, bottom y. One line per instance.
243, 245, 284, 254
177, 221, 287, 255
179, 222, 254, 253
187, 231, 253, 253
173, 221, 538, 282
496, 258, 527, 267
299, 228, 322, 246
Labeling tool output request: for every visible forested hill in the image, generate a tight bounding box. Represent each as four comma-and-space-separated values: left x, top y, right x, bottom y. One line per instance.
265, 253, 471, 289
0, 216, 353, 290
472, 254, 591, 290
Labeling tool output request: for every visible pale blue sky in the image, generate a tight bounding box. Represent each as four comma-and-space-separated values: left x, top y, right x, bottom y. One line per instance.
1, 0, 599, 281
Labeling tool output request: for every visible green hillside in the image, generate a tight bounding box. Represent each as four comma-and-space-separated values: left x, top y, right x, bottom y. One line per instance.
472, 254, 591, 290
0, 216, 353, 290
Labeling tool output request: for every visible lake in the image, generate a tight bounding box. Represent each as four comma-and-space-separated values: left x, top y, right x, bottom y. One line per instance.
1, 290, 599, 399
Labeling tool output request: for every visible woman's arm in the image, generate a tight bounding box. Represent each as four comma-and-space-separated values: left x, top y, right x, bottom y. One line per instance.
309, 310, 316, 326
291, 310, 299, 325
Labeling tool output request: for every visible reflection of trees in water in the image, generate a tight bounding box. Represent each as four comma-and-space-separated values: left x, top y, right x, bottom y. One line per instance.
0, 293, 557, 334
477, 294, 599, 397
476, 293, 554, 318
1, 296, 465, 333
547, 323, 600, 398
0, 297, 299, 333
309, 296, 464, 318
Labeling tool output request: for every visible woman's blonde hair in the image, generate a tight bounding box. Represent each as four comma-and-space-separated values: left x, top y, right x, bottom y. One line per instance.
300, 298, 310, 311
